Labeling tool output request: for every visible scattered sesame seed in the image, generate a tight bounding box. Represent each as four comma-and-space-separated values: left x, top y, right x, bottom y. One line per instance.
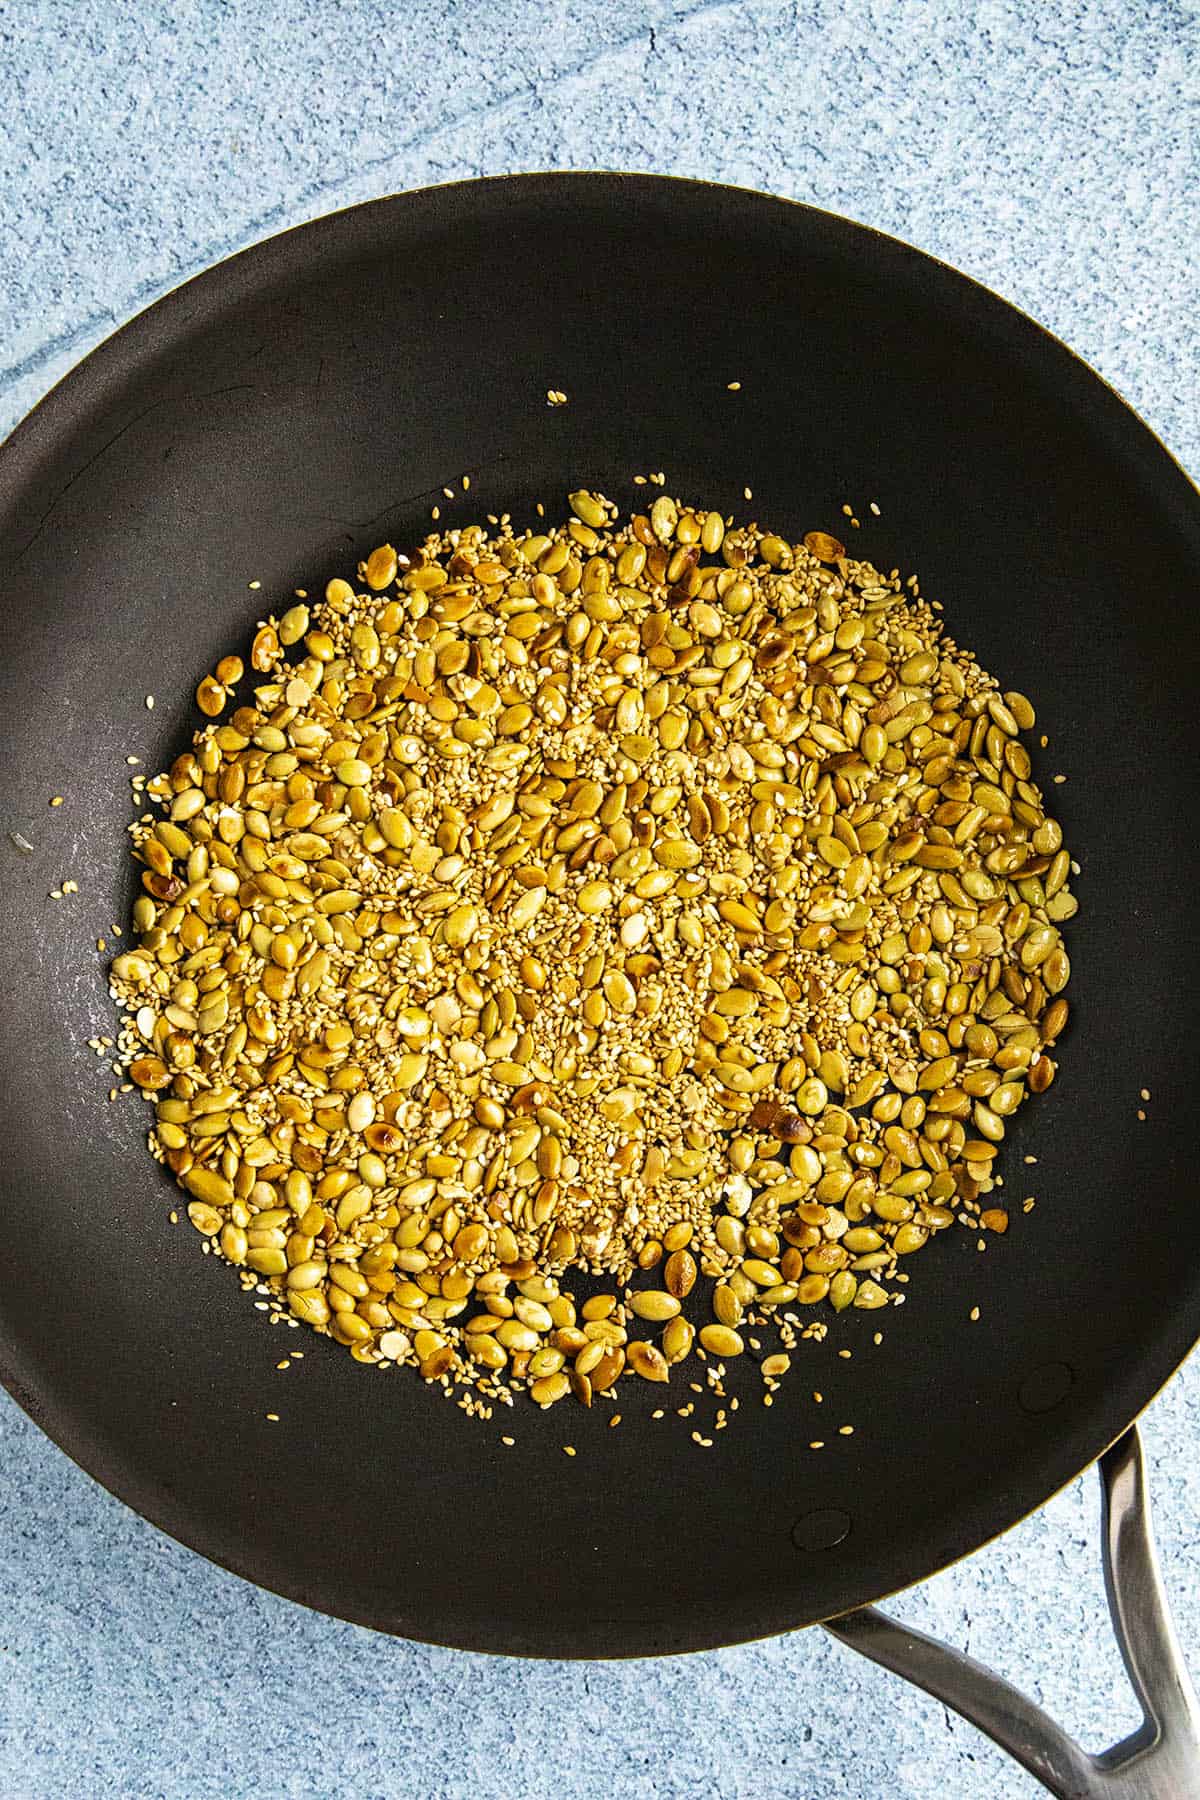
809, 1440, 825, 1450
248, 580, 261, 591
265, 1412, 279, 1422
562, 1445, 576, 1456
869, 501, 881, 516
743, 486, 753, 500
462, 475, 471, 490
50, 795, 64, 807
726, 380, 741, 391
145, 694, 154, 709
501, 1435, 515, 1446
1140, 1088, 1150, 1102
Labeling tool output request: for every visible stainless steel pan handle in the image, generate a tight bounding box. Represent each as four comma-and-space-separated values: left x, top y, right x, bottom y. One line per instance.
824, 1428, 1199, 1798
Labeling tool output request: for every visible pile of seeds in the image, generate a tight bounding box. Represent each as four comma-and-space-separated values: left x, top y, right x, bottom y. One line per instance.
109, 491, 1075, 1417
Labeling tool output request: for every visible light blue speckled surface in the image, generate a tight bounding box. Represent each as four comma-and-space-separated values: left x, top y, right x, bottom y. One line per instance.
1, 4, 1198, 1797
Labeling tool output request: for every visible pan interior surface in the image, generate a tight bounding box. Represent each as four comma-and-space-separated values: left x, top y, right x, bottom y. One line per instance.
1, 175, 1198, 1657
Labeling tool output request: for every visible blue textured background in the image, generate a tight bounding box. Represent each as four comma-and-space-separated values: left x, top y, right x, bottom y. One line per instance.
1, 4, 1197, 1797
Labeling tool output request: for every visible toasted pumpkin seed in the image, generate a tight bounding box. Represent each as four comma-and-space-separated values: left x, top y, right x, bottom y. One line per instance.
108, 490, 1072, 1420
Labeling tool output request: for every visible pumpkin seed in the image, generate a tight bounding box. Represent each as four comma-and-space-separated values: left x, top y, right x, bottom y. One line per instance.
107, 491, 1073, 1421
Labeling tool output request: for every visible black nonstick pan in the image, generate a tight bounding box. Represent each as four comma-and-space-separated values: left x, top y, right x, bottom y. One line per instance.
1, 175, 1198, 1798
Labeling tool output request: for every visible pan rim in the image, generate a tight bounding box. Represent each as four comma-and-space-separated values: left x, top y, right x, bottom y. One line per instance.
1, 170, 1198, 1657
4, 169, 1198, 518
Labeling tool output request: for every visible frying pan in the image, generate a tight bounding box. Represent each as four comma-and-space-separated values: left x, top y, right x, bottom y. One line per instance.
1, 174, 1198, 1798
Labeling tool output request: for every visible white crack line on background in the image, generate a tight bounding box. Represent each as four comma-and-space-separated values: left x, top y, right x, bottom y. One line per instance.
0, 3, 749, 406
